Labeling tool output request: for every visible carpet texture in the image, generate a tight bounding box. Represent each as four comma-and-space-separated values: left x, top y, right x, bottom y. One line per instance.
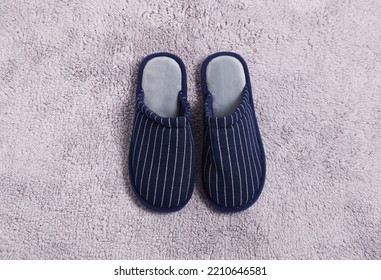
0, 0, 380, 259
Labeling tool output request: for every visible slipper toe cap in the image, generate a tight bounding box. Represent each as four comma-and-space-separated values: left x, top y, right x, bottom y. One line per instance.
129, 112, 194, 212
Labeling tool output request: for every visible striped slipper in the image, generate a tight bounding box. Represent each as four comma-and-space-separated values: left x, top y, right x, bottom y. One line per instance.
201, 52, 266, 212
129, 53, 195, 212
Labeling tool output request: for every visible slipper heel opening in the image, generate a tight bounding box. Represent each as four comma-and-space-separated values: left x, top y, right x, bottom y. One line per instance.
205, 56, 246, 117
142, 56, 182, 118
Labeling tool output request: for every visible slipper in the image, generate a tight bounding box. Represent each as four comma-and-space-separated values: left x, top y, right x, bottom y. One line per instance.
129, 53, 195, 212
201, 52, 266, 212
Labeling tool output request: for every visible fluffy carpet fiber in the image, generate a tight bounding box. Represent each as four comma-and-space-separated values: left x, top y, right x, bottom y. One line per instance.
0, 0, 380, 259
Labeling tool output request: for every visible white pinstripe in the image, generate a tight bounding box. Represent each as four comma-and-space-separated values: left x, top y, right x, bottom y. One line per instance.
145, 123, 160, 201
176, 124, 187, 207
216, 118, 228, 207
160, 124, 172, 208
185, 122, 193, 200
224, 117, 235, 207
131, 112, 143, 167
235, 113, 249, 206
135, 117, 149, 192
203, 125, 212, 197
204, 146, 211, 196
208, 117, 219, 205
231, 113, 243, 206
139, 114, 154, 193
168, 119, 179, 208
153, 126, 165, 205
208, 159, 213, 201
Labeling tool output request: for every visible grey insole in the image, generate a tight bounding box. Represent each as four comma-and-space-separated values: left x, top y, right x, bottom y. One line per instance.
142, 57, 181, 118
206, 56, 246, 117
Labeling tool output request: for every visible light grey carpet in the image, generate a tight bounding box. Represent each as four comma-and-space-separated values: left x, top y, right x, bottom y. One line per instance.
0, 0, 380, 259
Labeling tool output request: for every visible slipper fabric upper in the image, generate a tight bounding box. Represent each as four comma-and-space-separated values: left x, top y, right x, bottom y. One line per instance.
201, 52, 266, 212
129, 53, 195, 212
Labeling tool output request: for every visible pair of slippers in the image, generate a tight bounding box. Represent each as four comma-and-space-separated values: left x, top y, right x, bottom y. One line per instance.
129, 52, 266, 212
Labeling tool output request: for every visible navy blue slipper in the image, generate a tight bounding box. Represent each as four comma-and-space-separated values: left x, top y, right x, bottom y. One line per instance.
201, 52, 266, 212
129, 53, 195, 212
